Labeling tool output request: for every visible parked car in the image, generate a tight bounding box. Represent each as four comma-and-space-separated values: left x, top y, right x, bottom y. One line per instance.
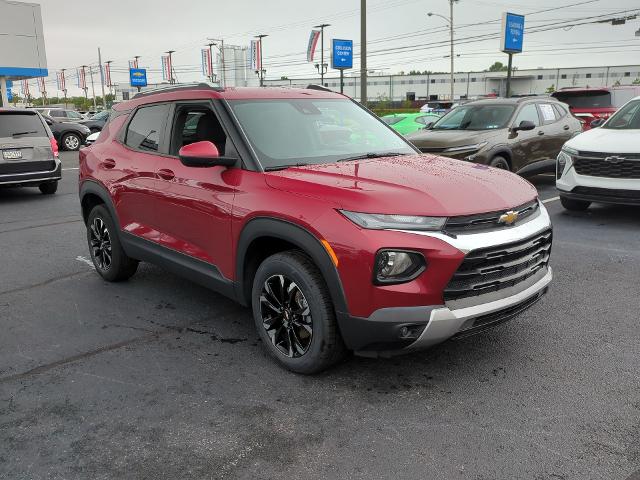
0, 108, 61, 194
420, 100, 457, 114
32, 107, 86, 122
78, 110, 111, 133
80, 84, 553, 373
406, 97, 582, 175
84, 131, 100, 146
556, 96, 640, 210
551, 86, 640, 130
42, 115, 90, 151
381, 112, 441, 135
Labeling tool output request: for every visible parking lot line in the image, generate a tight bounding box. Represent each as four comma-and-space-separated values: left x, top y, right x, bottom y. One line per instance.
542, 196, 560, 204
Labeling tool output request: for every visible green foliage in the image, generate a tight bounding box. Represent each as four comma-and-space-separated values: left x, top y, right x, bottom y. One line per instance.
487, 62, 507, 72
545, 84, 556, 93
632, 77, 640, 85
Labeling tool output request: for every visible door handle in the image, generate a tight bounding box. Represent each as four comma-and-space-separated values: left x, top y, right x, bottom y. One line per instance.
157, 168, 175, 180
537, 131, 545, 136
102, 158, 116, 169
563, 125, 570, 130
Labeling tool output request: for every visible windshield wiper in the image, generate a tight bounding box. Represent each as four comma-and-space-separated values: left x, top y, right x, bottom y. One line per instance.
264, 163, 310, 172
337, 152, 408, 162
11, 131, 37, 137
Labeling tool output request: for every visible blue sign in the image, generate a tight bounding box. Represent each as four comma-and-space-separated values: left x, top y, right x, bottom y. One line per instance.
6, 80, 13, 101
501, 12, 524, 53
332, 39, 353, 70
129, 68, 148, 87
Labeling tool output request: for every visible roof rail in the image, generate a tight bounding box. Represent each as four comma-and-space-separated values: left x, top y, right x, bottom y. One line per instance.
133, 82, 224, 99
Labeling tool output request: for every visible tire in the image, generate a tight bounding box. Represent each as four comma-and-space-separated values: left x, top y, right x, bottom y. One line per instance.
489, 155, 511, 171
39, 181, 58, 195
86, 205, 138, 282
61, 132, 81, 151
560, 195, 591, 211
251, 251, 347, 374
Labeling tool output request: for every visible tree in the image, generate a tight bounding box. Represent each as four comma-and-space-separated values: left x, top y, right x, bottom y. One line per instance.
487, 61, 507, 72
633, 77, 640, 85
546, 84, 555, 93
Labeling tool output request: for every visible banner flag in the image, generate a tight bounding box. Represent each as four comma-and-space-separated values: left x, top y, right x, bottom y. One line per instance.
306, 30, 321, 62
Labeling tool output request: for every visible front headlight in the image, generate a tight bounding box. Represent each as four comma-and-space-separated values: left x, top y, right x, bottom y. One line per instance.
444, 141, 488, 153
340, 210, 447, 231
557, 147, 577, 179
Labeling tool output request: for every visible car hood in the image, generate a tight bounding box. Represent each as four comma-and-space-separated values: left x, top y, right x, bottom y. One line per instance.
265, 154, 537, 217
405, 129, 503, 148
565, 127, 640, 153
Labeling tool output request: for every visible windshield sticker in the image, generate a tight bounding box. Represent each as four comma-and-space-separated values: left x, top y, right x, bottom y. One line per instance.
539, 104, 556, 122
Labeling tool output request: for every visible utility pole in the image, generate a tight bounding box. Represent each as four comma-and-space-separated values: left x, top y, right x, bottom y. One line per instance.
255, 35, 268, 87
360, 0, 367, 106
81, 65, 89, 102
165, 51, 175, 84
105, 61, 113, 99
61, 68, 68, 108
98, 48, 106, 109
133, 55, 140, 69
206, 42, 216, 83
428, 0, 458, 101
314, 24, 330, 85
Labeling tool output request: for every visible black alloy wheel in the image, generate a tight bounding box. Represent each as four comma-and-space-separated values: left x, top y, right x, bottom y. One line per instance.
260, 274, 313, 358
89, 217, 112, 271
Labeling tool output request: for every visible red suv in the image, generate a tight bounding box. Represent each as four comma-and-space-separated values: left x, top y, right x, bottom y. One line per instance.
79, 84, 553, 373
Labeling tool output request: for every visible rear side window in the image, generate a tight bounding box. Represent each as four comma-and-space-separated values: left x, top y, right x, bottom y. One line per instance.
552, 91, 612, 109
125, 104, 170, 153
552, 104, 567, 119
0, 112, 47, 139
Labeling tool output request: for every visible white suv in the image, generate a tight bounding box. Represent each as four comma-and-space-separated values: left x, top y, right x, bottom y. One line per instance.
556, 96, 640, 210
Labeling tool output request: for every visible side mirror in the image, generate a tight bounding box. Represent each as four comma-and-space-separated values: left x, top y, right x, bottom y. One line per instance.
513, 120, 535, 132
178, 141, 235, 168
590, 118, 605, 128
45, 118, 53, 126
422, 120, 435, 129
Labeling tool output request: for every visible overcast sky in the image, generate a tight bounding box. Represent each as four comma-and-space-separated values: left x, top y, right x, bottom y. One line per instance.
37, 0, 640, 95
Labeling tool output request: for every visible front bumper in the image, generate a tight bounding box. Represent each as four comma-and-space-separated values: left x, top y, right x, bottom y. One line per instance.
0, 158, 62, 186
338, 203, 553, 355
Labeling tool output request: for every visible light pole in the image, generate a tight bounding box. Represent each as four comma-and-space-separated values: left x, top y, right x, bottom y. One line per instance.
428, 0, 458, 101
207, 38, 226, 87
133, 55, 141, 69
255, 34, 268, 86
105, 61, 113, 99
165, 51, 175, 84
313, 23, 330, 85
361, 0, 367, 106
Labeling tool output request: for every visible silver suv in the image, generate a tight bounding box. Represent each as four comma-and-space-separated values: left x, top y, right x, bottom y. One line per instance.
0, 109, 61, 194
32, 108, 86, 122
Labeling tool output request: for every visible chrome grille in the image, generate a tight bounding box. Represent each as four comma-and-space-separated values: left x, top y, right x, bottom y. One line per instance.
444, 229, 552, 301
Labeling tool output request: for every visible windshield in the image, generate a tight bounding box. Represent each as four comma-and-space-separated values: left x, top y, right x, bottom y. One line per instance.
91, 110, 110, 121
0, 112, 47, 139
552, 91, 612, 109
431, 105, 515, 130
228, 99, 415, 169
603, 99, 640, 129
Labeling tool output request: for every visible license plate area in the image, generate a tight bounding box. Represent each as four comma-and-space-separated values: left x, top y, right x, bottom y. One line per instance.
2, 149, 23, 160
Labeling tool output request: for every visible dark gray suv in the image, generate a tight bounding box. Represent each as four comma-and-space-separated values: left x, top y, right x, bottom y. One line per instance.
0, 109, 61, 194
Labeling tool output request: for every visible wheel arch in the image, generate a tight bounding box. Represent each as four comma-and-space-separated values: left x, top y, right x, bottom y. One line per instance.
490, 148, 513, 170
235, 217, 349, 315
79, 180, 120, 229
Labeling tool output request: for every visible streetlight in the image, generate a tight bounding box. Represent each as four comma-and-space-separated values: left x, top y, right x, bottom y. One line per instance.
428, 0, 459, 101
255, 34, 268, 86
207, 38, 226, 87
313, 23, 330, 85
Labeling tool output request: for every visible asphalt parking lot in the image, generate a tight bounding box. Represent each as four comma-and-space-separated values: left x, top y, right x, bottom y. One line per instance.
1, 151, 639, 480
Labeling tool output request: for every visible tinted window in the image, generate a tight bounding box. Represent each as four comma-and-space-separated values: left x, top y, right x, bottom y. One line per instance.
432, 105, 515, 130
125, 104, 170, 152
552, 104, 566, 119
603, 100, 640, 130
513, 104, 540, 127
170, 107, 227, 156
552, 91, 612, 109
50, 110, 65, 118
67, 111, 84, 120
0, 112, 47, 139
91, 110, 110, 121
382, 116, 404, 126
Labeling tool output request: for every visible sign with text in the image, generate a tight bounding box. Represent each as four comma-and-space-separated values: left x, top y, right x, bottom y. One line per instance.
129, 68, 148, 87
500, 12, 525, 53
331, 39, 353, 70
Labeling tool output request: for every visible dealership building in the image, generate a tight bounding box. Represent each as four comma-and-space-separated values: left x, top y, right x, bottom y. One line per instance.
265, 64, 640, 101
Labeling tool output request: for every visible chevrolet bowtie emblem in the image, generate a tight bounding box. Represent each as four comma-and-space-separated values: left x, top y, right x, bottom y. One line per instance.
498, 211, 519, 225
604, 156, 626, 164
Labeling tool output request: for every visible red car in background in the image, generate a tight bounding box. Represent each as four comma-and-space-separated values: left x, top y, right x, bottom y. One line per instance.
551, 86, 640, 129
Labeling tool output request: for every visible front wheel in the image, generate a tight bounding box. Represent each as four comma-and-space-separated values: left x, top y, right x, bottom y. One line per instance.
86, 205, 138, 282
560, 195, 591, 211
489, 155, 511, 171
251, 251, 346, 374
61, 132, 81, 151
